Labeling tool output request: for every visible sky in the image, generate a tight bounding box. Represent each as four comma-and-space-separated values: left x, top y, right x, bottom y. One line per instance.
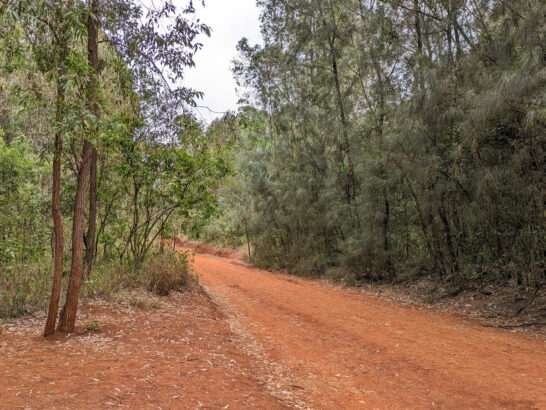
180, 0, 263, 123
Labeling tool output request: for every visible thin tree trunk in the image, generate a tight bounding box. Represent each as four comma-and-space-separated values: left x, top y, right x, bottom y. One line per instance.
84, 0, 100, 279
243, 217, 251, 260
370, 48, 392, 271
84, 147, 97, 279
438, 192, 458, 275
414, 0, 422, 52
383, 189, 390, 252
406, 178, 436, 264
329, 34, 356, 204
44, 78, 65, 337
57, 140, 94, 332
58, 0, 99, 333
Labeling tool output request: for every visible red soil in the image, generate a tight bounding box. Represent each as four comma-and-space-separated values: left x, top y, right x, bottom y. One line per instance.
0, 292, 290, 409
1, 248, 545, 409
191, 251, 546, 409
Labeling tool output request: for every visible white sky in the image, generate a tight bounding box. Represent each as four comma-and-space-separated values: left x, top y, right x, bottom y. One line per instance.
180, 0, 263, 123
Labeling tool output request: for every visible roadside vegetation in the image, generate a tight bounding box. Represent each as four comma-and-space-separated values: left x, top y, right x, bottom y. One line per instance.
0, 1, 221, 328
1, 250, 195, 318
198, 0, 545, 305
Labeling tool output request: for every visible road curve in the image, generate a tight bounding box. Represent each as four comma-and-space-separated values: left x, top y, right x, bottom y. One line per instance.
192, 252, 546, 409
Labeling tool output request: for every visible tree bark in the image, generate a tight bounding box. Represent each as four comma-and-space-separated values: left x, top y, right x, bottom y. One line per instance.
438, 192, 458, 275
383, 189, 390, 252
414, 0, 422, 52
57, 140, 94, 332
84, 147, 97, 279
44, 78, 65, 337
84, 0, 100, 280
243, 217, 251, 261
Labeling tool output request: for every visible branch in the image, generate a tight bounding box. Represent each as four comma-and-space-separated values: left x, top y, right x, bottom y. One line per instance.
195, 105, 228, 115
102, 35, 173, 93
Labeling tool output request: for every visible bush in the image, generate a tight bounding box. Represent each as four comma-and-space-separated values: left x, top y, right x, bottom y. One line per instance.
82, 251, 196, 299
146, 251, 196, 296
0, 251, 197, 319
0, 263, 51, 318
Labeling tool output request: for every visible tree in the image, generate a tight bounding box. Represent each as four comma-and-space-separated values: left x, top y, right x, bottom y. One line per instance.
208, 0, 545, 290
56, 0, 211, 332
57, 0, 99, 333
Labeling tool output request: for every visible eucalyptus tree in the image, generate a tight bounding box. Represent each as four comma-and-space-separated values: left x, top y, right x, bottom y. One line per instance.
57, 0, 211, 332
1, 0, 88, 334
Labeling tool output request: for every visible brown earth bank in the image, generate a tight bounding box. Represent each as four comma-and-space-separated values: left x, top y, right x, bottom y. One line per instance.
0, 291, 298, 409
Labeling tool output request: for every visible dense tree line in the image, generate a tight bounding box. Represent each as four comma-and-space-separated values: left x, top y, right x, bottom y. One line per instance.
205, 0, 545, 290
0, 1, 225, 330
1, 0, 544, 329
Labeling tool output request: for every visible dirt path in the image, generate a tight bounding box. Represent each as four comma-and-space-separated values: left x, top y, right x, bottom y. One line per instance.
192, 252, 546, 409
0, 292, 289, 409
1, 252, 544, 409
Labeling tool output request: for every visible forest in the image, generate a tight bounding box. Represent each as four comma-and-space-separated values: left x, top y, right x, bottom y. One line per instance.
0, 0, 229, 331
0, 0, 545, 330
1, 1, 545, 408
204, 0, 545, 292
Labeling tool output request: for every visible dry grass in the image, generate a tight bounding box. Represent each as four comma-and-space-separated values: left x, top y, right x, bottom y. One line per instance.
126, 293, 163, 310
145, 251, 197, 296
1, 251, 197, 320
0, 263, 51, 318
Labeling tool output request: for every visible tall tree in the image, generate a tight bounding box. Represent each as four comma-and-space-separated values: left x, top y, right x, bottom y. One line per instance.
57, 0, 99, 332
57, 0, 210, 332
44, 0, 76, 336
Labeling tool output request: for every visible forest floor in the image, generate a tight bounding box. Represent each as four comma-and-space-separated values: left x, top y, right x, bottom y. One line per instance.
1, 246, 545, 409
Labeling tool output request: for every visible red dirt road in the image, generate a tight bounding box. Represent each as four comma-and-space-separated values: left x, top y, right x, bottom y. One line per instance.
1, 250, 545, 409
193, 252, 546, 409
0, 292, 286, 409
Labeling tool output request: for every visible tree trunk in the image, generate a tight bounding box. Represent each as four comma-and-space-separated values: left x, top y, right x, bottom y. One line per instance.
84, 147, 97, 279
329, 34, 356, 204
84, 0, 100, 280
243, 217, 251, 261
413, 0, 422, 51
44, 78, 65, 337
57, 140, 94, 332
383, 190, 390, 252
57, 0, 99, 333
438, 192, 458, 276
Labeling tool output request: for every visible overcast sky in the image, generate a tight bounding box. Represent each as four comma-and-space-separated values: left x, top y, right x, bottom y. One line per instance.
180, 0, 262, 123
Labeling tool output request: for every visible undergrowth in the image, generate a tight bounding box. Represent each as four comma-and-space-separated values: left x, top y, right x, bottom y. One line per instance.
0, 250, 196, 319
0, 264, 51, 318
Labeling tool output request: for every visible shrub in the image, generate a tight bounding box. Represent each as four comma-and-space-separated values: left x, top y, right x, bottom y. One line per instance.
145, 251, 196, 296
0, 263, 51, 318
81, 251, 196, 299
0, 251, 196, 319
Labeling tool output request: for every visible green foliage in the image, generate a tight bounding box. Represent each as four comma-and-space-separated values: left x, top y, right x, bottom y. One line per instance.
0, 263, 51, 318
0, 137, 49, 264
201, 0, 545, 291
85, 321, 100, 331
0, 1, 220, 322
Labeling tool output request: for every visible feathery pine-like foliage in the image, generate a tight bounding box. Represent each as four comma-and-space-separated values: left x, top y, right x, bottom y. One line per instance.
206, 0, 545, 290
